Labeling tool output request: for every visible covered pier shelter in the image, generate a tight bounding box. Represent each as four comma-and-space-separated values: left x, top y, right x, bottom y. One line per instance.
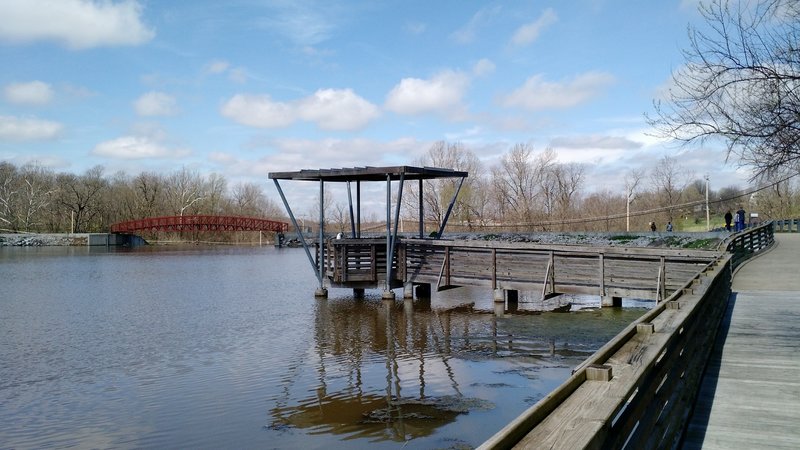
269, 166, 468, 299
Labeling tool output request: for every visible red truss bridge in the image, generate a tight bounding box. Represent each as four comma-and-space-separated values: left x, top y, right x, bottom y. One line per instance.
110, 215, 289, 233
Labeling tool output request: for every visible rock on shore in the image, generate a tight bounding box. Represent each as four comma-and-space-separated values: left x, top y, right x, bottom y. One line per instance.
0, 233, 88, 246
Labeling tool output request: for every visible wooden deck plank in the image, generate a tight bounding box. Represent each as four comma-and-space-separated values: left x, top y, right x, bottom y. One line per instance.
682, 233, 800, 450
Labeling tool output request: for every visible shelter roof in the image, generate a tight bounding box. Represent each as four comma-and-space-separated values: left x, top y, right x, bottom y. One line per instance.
268, 165, 468, 182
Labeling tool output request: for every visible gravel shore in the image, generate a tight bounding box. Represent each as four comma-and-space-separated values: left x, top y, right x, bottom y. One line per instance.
0, 233, 88, 246
444, 231, 724, 249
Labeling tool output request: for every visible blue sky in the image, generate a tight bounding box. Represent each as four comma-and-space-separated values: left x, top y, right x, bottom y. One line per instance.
0, 0, 753, 205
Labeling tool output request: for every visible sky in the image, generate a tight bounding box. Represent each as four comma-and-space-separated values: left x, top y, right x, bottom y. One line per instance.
0, 0, 755, 214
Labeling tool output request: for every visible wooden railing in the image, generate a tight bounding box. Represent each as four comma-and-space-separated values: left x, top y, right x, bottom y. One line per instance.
323, 239, 396, 287
719, 221, 774, 271
402, 239, 719, 301
479, 224, 775, 449
479, 254, 733, 449
322, 238, 721, 300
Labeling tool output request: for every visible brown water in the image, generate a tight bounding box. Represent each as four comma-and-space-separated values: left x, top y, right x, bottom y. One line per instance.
0, 245, 648, 449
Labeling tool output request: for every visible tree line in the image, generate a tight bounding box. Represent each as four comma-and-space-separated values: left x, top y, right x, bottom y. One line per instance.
2, 141, 798, 238
382, 141, 799, 235
0, 162, 282, 234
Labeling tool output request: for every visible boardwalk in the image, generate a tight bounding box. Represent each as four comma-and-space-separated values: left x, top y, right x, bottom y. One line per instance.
683, 233, 800, 449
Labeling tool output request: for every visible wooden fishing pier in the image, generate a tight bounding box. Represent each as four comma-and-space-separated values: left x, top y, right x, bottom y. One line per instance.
269, 165, 732, 306
270, 166, 790, 448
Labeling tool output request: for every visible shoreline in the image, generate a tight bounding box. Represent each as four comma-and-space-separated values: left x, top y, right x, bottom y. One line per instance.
1, 231, 725, 249
0, 233, 90, 246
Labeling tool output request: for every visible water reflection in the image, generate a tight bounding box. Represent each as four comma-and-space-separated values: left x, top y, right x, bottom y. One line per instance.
269, 295, 611, 443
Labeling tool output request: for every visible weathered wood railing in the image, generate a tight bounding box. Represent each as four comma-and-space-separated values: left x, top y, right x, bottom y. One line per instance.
478, 253, 733, 449
478, 224, 775, 449
402, 239, 718, 301
324, 238, 721, 301
719, 221, 774, 271
322, 238, 397, 288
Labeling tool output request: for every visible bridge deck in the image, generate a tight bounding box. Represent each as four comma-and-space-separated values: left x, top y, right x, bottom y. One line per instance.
683, 233, 800, 449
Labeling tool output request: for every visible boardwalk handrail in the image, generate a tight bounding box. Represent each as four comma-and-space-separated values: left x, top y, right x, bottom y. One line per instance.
717, 221, 774, 271
480, 224, 776, 449
479, 254, 733, 449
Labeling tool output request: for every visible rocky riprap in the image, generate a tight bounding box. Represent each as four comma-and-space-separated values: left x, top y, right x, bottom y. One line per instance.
0, 233, 87, 246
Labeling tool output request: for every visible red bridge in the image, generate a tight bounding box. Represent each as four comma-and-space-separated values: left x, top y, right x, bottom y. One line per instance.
110, 215, 289, 233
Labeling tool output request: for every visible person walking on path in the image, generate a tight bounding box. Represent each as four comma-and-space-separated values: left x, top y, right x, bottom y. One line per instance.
666, 221, 673, 232
724, 210, 733, 231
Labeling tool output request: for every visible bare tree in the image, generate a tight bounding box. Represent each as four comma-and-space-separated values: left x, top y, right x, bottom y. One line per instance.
624, 168, 645, 231
231, 181, 267, 216
651, 155, 692, 223
134, 172, 166, 217
650, 0, 800, 179
17, 163, 56, 231
167, 167, 205, 216
0, 162, 18, 229
404, 141, 483, 231
55, 165, 107, 232
204, 173, 227, 214
491, 144, 556, 228
553, 162, 585, 227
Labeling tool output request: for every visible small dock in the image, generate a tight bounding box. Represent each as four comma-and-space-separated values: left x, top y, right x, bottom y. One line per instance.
682, 233, 800, 449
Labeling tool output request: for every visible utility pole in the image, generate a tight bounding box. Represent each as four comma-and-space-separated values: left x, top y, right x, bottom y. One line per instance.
705, 175, 710, 231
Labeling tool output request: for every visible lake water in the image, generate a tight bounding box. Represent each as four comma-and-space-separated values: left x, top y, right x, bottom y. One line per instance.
0, 245, 648, 449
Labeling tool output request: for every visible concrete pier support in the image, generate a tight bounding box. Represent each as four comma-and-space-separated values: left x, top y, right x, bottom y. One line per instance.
494, 301, 505, 317
314, 287, 328, 299
403, 282, 414, 299
493, 288, 505, 303
602, 295, 622, 307
493, 288, 506, 317
404, 298, 413, 316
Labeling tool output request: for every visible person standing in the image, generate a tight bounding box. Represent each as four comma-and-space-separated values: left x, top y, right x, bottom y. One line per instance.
724, 210, 733, 231
733, 206, 745, 232
666, 221, 673, 232
736, 206, 746, 231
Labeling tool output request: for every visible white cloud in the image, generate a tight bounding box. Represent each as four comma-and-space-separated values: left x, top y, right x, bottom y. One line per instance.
296, 89, 380, 131
511, 8, 558, 46
473, 59, 496, 77
210, 137, 429, 178
0, 115, 62, 140
205, 59, 230, 74
385, 71, 470, 116
221, 89, 380, 131
550, 134, 643, 150
501, 72, 616, 110
450, 6, 501, 44
91, 135, 190, 159
220, 94, 298, 129
227, 67, 250, 84
255, 2, 336, 47
3, 81, 54, 105
0, 0, 155, 49
205, 59, 250, 83
134, 91, 178, 116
